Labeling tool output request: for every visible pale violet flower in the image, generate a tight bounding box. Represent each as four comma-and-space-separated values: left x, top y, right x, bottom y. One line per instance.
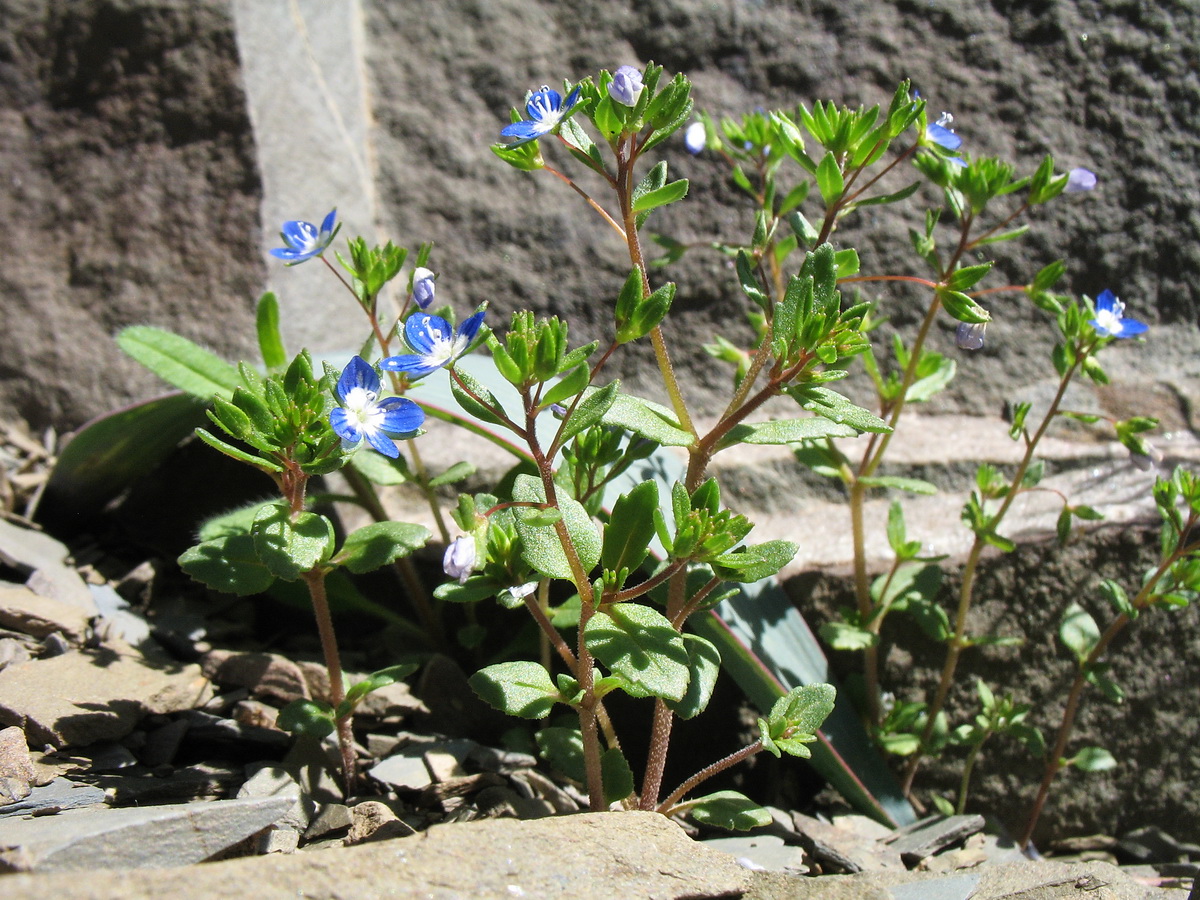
956, 322, 987, 350
329, 356, 424, 459
684, 122, 706, 155
609, 65, 644, 106
925, 112, 966, 167
412, 267, 436, 309
1089, 290, 1147, 339
443, 536, 476, 584
380, 309, 487, 378
1065, 168, 1097, 192
500, 85, 582, 147
269, 209, 339, 265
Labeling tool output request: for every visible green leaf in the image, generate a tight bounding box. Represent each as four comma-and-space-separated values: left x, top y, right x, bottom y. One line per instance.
512, 474, 602, 579
428, 460, 476, 488
632, 178, 689, 212
1059, 602, 1100, 663
667, 634, 722, 719
584, 604, 690, 701
536, 726, 586, 781
560, 380, 620, 443
338, 521, 431, 574
857, 475, 938, 495
1099, 579, 1135, 618
820, 620, 877, 651
469, 660, 561, 718
601, 747, 635, 805
600, 391, 693, 446
348, 446, 411, 485
769, 683, 836, 739
251, 503, 336, 581
718, 417, 856, 449
792, 386, 891, 433
451, 367, 511, 427
255, 292, 288, 371
682, 791, 772, 830
711, 540, 798, 583
936, 289, 991, 325
337, 663, 419, 718
602, 480, 659, 575
815, 151, 845, 203
117, 326, 241, 400
1070, 746, 1117, 773
276, 699, 335, 739
946, 263, 993, 292
178, 533, 275, 596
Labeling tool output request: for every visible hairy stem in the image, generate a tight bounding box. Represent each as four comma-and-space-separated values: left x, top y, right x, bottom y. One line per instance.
303, 568, 357, 797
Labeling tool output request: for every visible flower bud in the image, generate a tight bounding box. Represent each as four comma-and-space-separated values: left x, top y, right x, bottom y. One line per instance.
1065, 168, 1097, 193
443, 536, 476, 584
412, 267, 436, 309
609, 65, 644, 106
684, 121, 706, 155
956, 321, 987, 350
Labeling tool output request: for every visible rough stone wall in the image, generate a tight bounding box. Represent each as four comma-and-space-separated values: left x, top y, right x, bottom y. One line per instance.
0, 0, 261, 432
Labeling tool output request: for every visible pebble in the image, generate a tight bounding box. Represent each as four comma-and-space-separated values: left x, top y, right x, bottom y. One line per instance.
0, 777, 107, 818
0, 726, 37, 803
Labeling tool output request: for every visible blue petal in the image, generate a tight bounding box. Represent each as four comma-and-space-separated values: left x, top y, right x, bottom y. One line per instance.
403, 312, 454, 356
1116, 318, 1148, 338
329, 407, 362, 444
1094, 289, 1117, 313
379, 353, 440, 379
500, 121, 545, 147
526, 87, 562, 121
269, 247, 303, 260
281, 220, 317, 247
562, 85, 582, 113
364, 428, 400, 459
377, 397, 425, 434
336, 355, 379, 401
926, 123, 962, 151
456, 309, 487, 345
319, 208, 338, 239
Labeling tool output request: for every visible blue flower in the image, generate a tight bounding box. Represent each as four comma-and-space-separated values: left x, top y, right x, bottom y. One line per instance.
684, 121, 706, 155
1065, 168, 1097, 193
412, 267, 436, 310
269, 209, 338, 265
329, 356, 424, 459
925, 112, 966, 167
443, 536, 477, 584
609, 66, 644, 106
956, 322, 987, 350
380, 309, 487, 378
500, 85, 582, 147
1089, 290, 1147, 339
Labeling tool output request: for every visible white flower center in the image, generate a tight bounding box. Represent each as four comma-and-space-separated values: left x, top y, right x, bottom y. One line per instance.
343, 386, 384, 430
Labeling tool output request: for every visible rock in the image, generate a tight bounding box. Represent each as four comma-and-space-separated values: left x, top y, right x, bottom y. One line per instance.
791, 811, 904, 874
176, 709, 291, 753
701, 833, 810, 875
237, 763, 309, 833
0, 794, 296, 873
0, 636, 34, 671
885, 814, 987, 867
139, 717, 190, 767
0, 521, 94, 611
0, 645, 211, 748
345, 800, 413, 845
302, 803, 351, 840
199, 650, 310, 705
0, 726, 37, 804
88, 583, 153, 649
367, 749, 433, 792
0, 585, 91, 643
0, 777, 107, 818
80, 741, 139, 772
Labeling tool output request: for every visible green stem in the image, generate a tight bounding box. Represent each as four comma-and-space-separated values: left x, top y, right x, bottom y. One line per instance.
303, 568, 357, 797
956, 737, 986, 815
903, 341, 1089, 794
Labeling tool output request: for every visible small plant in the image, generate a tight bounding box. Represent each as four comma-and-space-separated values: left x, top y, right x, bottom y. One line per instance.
101, 60, 1195, 840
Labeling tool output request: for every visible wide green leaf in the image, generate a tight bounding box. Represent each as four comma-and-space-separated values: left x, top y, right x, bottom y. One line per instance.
255, 292, 288, 371
667, 634, 721, 719
469, 660, 561, 718
682, 791, 772, 830
338, 521, 431, 574
512, 474, 601, 579
858, 475, 938, 495
178, 534, 275, 596
276, 699, 335, 739
117, 326, 242, 400
602, 480, 659, 575
710, 540, 798, 583
584, 604, 690, 701
251, 503, 336, 581
599, 391, 693, 446
718, 417, 856, 450
1059, 602, 1100, 663
791, 387, 891, 433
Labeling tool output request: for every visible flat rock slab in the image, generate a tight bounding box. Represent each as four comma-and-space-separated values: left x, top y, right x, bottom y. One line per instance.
0, 810, 753, 899
0, 645, 210, 747
0, 586, 92, 643
0, 794, 296, 873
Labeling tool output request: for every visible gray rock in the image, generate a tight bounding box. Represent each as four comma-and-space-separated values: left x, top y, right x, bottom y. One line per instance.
888, 872, 982, 900
0, 777, 107, 818
200, 650, 311, 705
303, 802, 352, 840
237, 763, 309, 832
88, 583, 152, 649
0, 726, 37, 804
139, 717, 190, 767
346, 800, 414, 845
0, 645, 211, 748
0, 794, 296, 873
0, 521, 94, 611
885, 814, 987, 867
702, 833, 810, 875
0, 585, 91, 643
368, 749, 433, 792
